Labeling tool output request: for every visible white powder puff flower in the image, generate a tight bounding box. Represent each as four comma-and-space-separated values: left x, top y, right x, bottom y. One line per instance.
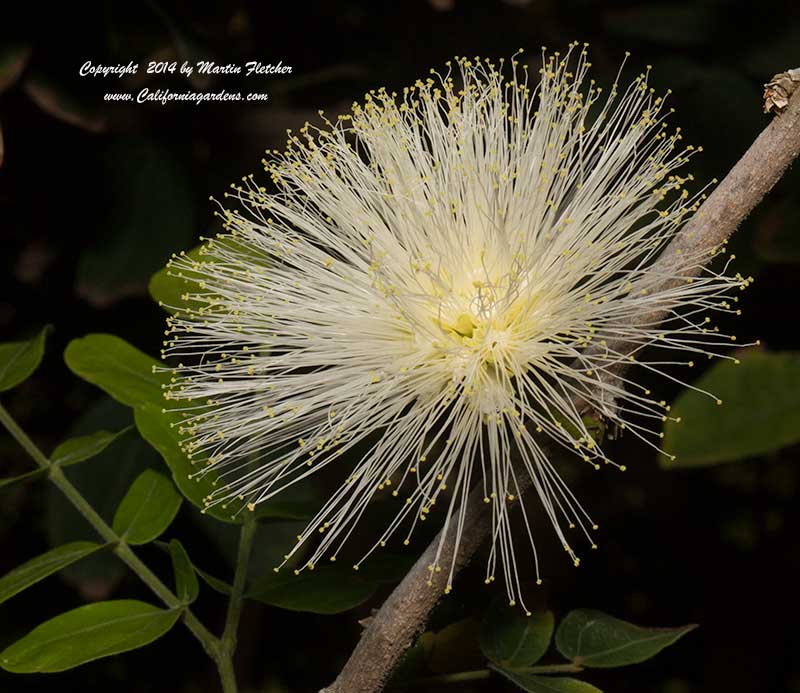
162, 44, 751, 611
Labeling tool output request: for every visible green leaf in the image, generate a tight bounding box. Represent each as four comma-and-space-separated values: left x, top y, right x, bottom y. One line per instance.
50, 427, 132, 467
135, 402, 314, 524
194, 565, 233, 596
0, 326, 50, 392
112, 469, 182, 545
148, 243, 207, 314
154, 539, 231, 595
64, 335, 278, 525
552, 411, 605, 448
492, 667, 602, 693
64, 336, 309, 525
168, 539, 199, 603
555, 610, 696, 668
392, 632, 436, 683
0, 468, 48, 490
0, 600, 181, 673
356, 552, 417, 584
480, 597, 554, 668
64, 334, 240, 524
64, 334, 167, 408
247, 565, 377, 614
0, 542, 108, 606
662, 351, 800, 467
148, 236, 269, 314
427, 618, 482, 674
192, 514, 304, 587
134, 402, 235, 524
252, 495, 317, 521
45, 399, 148, 596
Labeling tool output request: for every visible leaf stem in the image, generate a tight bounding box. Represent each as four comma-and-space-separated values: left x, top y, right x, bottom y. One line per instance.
217, 512, 257, 693
0, 403, 225, 672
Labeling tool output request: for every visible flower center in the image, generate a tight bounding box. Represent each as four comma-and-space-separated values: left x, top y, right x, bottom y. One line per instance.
443, 312, 477, 339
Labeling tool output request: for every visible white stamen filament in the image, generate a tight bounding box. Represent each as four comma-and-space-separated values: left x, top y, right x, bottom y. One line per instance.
161, 44, 752, 612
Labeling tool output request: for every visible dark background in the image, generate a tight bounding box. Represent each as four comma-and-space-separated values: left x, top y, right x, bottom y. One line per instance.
1, 1, 799, 692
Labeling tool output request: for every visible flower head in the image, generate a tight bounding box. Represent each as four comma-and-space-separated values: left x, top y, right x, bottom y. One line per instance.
162, 44, 750, 610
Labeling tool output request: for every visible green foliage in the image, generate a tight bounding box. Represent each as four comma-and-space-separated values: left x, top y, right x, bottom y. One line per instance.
387, 619, 484, 683
0, 468, 48, 489
148, 243, 207, 314
50, 427, 132, 467
168, 539, 199, 604
156, 538, 232, 595
662, 351, 800, 467
426, 618, 482, 674
0, 4, 797, 691
393, 631, 436, 682
252, 499, 318, 522
112, 469, 182, 545
245, 550, 416, 615
195, 565, 233, 596
552, 411, 606, 448
396, 605, 693, 689
0, 600, 181, 673
134, 403, 239, 524
65, 334, 312, 524
64, 333, 234, 522
46, 400, 151, 594
147, 237, 268, 315
355, 552, 417, 584
555, 610, 695, 668
0, 542, 109, 606
492, 669, 602, 693
0, 326, 50, 392
247, 565, 377, 614
480, 597, 554, 668
136, 402, 317, 523
64, 333, 168, 408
